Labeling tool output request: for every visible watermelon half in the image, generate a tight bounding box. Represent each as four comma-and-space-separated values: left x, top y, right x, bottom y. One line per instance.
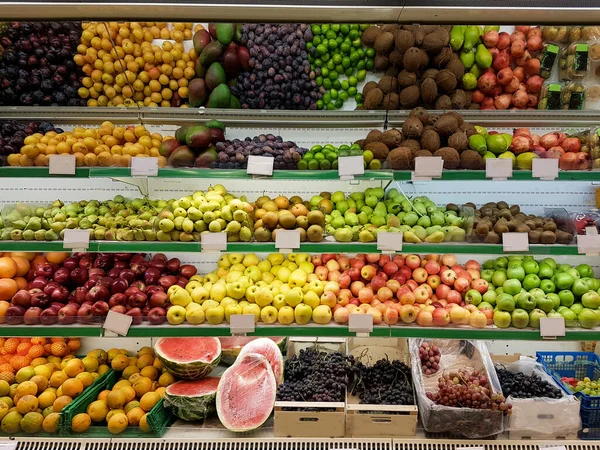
237, 338, 284, 385
155, 337, 221, 380
216, 353, 276, 432
219, 336, 287, 365
165, 377, 220, 421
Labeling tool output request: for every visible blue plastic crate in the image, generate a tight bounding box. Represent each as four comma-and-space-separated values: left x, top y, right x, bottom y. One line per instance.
579, 427, 600, 440
582, 405, 600, 428
536, 351, 600, 409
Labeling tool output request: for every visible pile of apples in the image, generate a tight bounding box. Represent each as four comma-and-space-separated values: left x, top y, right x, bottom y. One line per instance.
1, 252, 196, 326
474, 26, 544, 110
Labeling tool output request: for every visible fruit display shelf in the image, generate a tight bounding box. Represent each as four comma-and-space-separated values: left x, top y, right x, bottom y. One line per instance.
0, 241, 583, 255
2, 322, 598, 340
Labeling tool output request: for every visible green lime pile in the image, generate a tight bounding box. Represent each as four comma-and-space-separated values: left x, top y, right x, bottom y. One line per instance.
307, 24, 374, 110
296, 143, 381, 170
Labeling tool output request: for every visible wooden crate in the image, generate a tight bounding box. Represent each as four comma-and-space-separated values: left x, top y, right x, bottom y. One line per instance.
345, 338, 418, 437
273, 338, 346, 438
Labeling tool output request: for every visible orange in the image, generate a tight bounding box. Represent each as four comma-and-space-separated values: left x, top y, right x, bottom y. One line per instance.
27, 345, 45, 359
30, 255, 47, 269
64, 359, 85, 378
8, 252, 36, 262
49, 371, 68, 388
30, 338, 47, 346
52, 395, 72, 412
45, 253, 69, 264
0, 257, 17, 278
0, 279, 18, 301
0, 363, 13, 374
10, 257, 29, 277
10, 355, 31, 371
16, 342, 31, 356
50, 342, 68, 357
71, 413, 91, 433
4, 338, 19, 354
0, 301, 8, 324
14, 278, 26, 290
61, 379, 84, 398
0, 373, 14, 384
66, 339, 81, 352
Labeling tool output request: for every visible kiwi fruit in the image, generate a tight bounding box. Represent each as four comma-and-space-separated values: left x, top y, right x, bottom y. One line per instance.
509, 204, 521, 216
397, 70, 417, 88
402, 116, 424, 138
497, 201, 509, 210
540, 230, 557, 244
399, 85, 421, 109
485, 231, 501, 244
494, 221, 509, 235
420, 129, 441, 152
476, 222, 490, 236
362, 26, 382, 47
543, 221, 557, 232
446, 203, 459, 212
555, 230, 573, 244
420, 78, 438, 105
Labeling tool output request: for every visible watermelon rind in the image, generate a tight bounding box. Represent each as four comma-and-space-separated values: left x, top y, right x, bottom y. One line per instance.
219, 336, 287, 365
237, 338, 284, 385
216, 353, 276, 432
165, 377, 220, 421
155, 337, 221, 380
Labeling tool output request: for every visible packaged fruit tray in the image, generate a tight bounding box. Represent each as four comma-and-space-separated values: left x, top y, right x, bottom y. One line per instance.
536, 351, 600, 409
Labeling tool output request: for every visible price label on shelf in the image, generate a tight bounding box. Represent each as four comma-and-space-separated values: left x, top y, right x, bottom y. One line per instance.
63, 229, 90, 250
275, 229, 300, 252
201, 232, 227, 252
0, 442, 18, 450
103, 310, 132, 336
540, 317, 566, 339
540, 445, 567, 450
338, 156, 364, 179
532, 158, 559, 181
457, 447, 484, 450
578, 234, 600, 256
485, 158, 513, 180
377, 232, 403, 253
412, 156, 443, 181
230, 314, 255, 335
502, 232, 529, 252
49, 154, 76, 175
349, 313, 373, 336
247, 155, 274, 176
130, 157, 158, 177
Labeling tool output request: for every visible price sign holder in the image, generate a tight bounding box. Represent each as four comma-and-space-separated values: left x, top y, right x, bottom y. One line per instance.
230, 314, 255, 335
131, 157, 158, 177
349, 314, 373, 337
247, 155, 274, 177
578, 226, 600, 256
275, 229, 300, 253
377, 231, 403, 253
540, 317, 566, 339
412, 157, 443, 181
502, 232, 529, 252
63, 229, 90, 251
201, 232, 227, 252
532, 158, 559, 181
103, 310, 133, 336
49, 154, 76, 175
486, 158, 513, 181
338, 156, 365, 180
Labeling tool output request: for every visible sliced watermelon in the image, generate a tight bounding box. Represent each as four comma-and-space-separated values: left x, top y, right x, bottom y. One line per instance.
165, 377, 220, 421
219, 336, 286, 365
237, 338, 284, 385
216, 353, 276, 432
155, 337, 221, 380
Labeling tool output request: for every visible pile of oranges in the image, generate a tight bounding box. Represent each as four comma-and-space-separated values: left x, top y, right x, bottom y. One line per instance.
8, 123, 170, 168
0, 252, 32, 304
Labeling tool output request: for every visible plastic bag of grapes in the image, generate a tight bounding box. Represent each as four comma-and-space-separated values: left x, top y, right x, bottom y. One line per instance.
409, 338, 506, 438
495, 357, 581, 439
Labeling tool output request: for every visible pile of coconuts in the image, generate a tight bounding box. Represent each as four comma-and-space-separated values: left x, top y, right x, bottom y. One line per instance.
355, 107, 484, 170
359, 24, 476, 110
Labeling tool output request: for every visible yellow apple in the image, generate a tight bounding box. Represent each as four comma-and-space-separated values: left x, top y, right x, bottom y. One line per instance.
298, 261, 315, 275
167, 305, 186, 325
238, 300, 250, 309
278, 306, 295, 324
255, 288, 274, 307
313, 305, 332, 324
220, 297, 238, 310
225, 304, 243, 322
242, 253, 259, 267
262, 272, 275, 283
190, 275, 204, 283
217, 254, 232, 268
270, 265, 281, 276
242, 304, 261, 323
307, 280, 324, 296
257, 260, 272, 273
244, 266, 262, 283
294, 303, 312, 324
282, 261, 298, 271
260, 306, 278, 324
228, 254, 243, 265
303, 291, 321, 309
245, 285, 258, 303
225, 270, 243, 283
205, 305, 225, 325
285, 287, 304, 307
204, 272, 218, 283
185, 305, 206, 325
209, 284, 226, 303
190, 286, 209, 303
295, 253, 310, 264
185, 280, 202, 294
201, 299, 220, 311
288, 269, 307, 288
273, 294, 286, 310
276, 267, 291, 283
279, 284, 291, 295
168, 286, 191, 307
230, 263, 245, 272
267, 253, 284, 266
216, 267, 229, 279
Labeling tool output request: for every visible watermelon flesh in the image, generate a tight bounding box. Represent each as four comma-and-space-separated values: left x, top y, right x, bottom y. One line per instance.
155, 337, 221, 380
237, 338, 284, 385
165, 377, 220, 421
219, 336, 286, 365
216, 353, 276, 432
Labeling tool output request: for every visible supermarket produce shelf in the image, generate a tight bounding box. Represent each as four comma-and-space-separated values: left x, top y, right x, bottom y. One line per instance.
0, 240, 582, 255
1, 166, 600, 182
2, 323, 597, 340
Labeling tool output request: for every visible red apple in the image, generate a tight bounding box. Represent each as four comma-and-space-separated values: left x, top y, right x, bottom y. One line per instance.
350, 281, 365, 297
471, 279, 489, 294
149, 290, 168, 308
120, 269, 136, 283
91, 301, 109, 317
70, 267, 89, 285
360, 265, 377, 281
333, 306, 350, 324
11, 289, 31, 308
39, 307, 58, 325
179, 264, 197, 278
416, 309, 433, 326
111, 278, 129, 294
338, 273, 351, 289
337, 256, 350, 270
432, 308, 451, 326
53, 267, 70, 284
370, 275, 386, 292
73, 287, 89, 304
23, 307, 42, 325
77, 303, 94, 324
412, 267, 428, 283
454, 277, 470, 293
311, 255, 322, 266
109, 293, 128, 307
377, 286, 393, 302
405, 254, 421, 270
147, 306, 166, 325
58, 304, 78, 325
366, 254, 380, 264
110, 304, 127, 315
358, 287, 374, 304
447, 290, 462, 304
440, 269, 458, 285
128, 291, 148, 308
413, 286, 430, 303
386, 279, 400, 293
441, 254, 457, 267
30, 292, 50, 309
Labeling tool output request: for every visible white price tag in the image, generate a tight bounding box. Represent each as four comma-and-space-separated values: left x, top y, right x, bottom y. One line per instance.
338, 156, 365, 179
275, 229, 301, 251
230, 314, 255, 335
532, 158, 559, 180
578, 234, 600, 255
131, 157, 158, 177
349, 313, 373, 336
377, 231, 403, 252
540, 317, 566, 338
412, 156, 443, 180
486, 158, 513, 180
201, 232, 227, 252
0, 442, 18, 450
63, 229, 90, 250
502, 232, 529, 252
103, 310, 133, 336
247, 155, 274, 176
49, 154, 76, 175
457, 447, 484, 450
540, 446, 567, 450
586, 226, 599, 235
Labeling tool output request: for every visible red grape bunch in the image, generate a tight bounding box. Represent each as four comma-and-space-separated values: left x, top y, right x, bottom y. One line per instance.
426, 369, 512, 414
419, 341, 441, 375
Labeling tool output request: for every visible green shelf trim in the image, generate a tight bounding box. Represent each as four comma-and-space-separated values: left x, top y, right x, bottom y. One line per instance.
389, 326, 600, 341
393, 170, 600, 181
0, 325, 102, 337
0, 167, 91, 178
0, 241, 580, 255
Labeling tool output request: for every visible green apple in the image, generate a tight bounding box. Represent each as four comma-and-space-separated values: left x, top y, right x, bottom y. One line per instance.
167, 305, 187, 325
554, 272, 574, 290
503, 279, 522, 296
272, 294, 286, 310
558, 290, 575, 307
541, 258, 557, 270
260, 305, 279, 324
577, 264, 594, 278
557, 306, 577, 326
548, 310, 563, 319
540, 279, 556, 294
494, 257, 509, 270
522, 274, 541, 290
536, 296, 554, 313
538, 263, 554, 279
495, 287, 504, 295
465, 289, 482, 306
507, 264, 525, 281
493, 310, 512, 328
528, 288, 545, 299
522, 260, 539, 274
481, 269, 494, 282
294, 303, 313, 325
570, 303, 584, 316
566, 268, 581, 281
278, 305, 295, 324
588, 278, 600, 291
478, 302, 494, 311
492, 270, 508, 287
205, 305, 225, 325
285, 287, 304, 307
483, 290, 497, 306
497, 293, 516, 312
529, 308, 546, 328
548, 293, 561, 309
582, 291, 600, 309
578, 308, 598, 329
571, 279, 590, 297
511, 308, 530, 328
516, 292, 536, 311
242, 304, 260, 323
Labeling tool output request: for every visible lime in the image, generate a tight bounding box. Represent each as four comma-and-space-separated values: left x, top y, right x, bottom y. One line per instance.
321, 67, 329, 78
311, 145, 323, 152
323, 78, 332, 89
308, 159, 320, 170
486, 134, 509, 155
340, 24, 350, 35
363, 150, 374, 164
332, 80, 341, 90
322, 24, 330, 33
316, 76, 323, 86
332, 54, 342, 65
357, 70, 366, 81
314, 153, 325, 161
330, 89, 338, 100
345, 67, 353, 77
326, 60, 335, 70
369, 159, 382, 170
303, 153, 314, 160
348, 86, 357, 96
311, 25, 321, 35
348, 76, 358, 86
326, 153, 337, 163
339, 91, 348, 101
320, 160, 332, 170
334, 98, 344, 108
328, 71, 338, 81
366, 48, 375, 58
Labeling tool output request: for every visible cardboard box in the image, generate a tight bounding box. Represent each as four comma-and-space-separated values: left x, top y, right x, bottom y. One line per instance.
345, 338, 418, 437
274, 338, 346, 438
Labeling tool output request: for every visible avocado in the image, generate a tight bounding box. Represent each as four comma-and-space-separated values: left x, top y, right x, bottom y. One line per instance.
188, 78, 208, 107
205, 62, 226, 90
185, 125, 212, 149
207, 84, 232, 108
